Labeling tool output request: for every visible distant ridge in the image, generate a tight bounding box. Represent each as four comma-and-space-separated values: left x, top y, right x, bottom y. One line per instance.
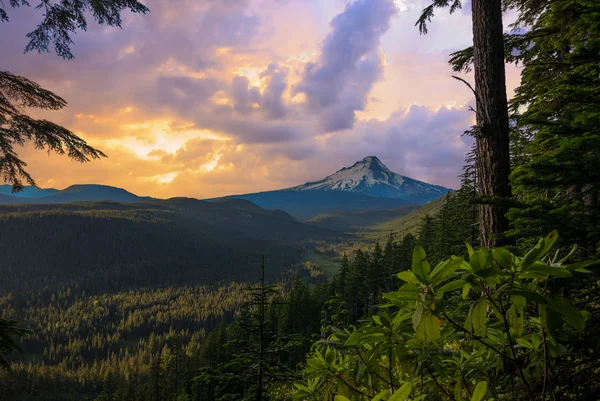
0, 184, 155, 205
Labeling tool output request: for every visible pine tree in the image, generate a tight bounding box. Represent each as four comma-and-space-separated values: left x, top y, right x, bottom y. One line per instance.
0, 318, 32, 371
508, 0, 600, 256
345, 250, 370, 321
0, 1, 148, 191
366, 243, 386, 308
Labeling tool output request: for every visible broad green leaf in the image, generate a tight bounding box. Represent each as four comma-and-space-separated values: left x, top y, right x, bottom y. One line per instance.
522, 232, 557, 269
414, 317, 426, 341
471, 300, 487, 337
413, 304, 424, 329
516, 338, 534, 349
397, 283, 420, 301
431, 257, 463, 284
470, 249, 490, 271
345, 331, 362, 346
371, 390, 388, 401
380, 312, 392, 329
422, 260, 431, 275
546, 296, 585, 331
334, 396, 351, 401
531, 332, 541, 350
466, 243, 475, 258
471, 381, 488, 401
493, 248, 513, 270
389, 381, 413, 401
521, 263, 572, 278
411, 246, 429, 284
508, 305, 524, 337
564, 259, 598, 273
436, 280, 466, 295
510, 289, 547, 305
454, 381, 462, 401
424, 313, 441, 341
397, 271, 420, 285
461, 283, 471, 299
325, 348, 335, 365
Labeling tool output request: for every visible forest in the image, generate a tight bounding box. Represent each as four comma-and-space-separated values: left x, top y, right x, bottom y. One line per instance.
1, 0, 599, 400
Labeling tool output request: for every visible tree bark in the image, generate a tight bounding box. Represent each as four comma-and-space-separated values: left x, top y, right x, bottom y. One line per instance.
472, 0, 512, 247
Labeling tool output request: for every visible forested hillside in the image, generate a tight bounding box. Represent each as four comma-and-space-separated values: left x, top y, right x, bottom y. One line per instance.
1, 0, 599, 401
0, 198, 329, 293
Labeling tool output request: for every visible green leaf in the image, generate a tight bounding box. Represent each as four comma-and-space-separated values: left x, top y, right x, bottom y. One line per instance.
470, 249, 491, 271
521, 263, 572, 278
371, 390, 388, 401
325, 348, 335, 365
466, 243, 475, 258
471, 381, 488, 401
521, 232, 557, 269
397, 283, 420, 301
424, 313, 441, 341
461, 283, 471, 299
510, 290, 547, 305
564, 260, 598, 273
471, 300, 487, 337
493, 248, 513, 270
413, 304, 424, 329
345, 331, 362, 346
436, 280, 466, 295
516, 338, 534, 349
380, 312, 392, 329
389, 381, 413, 401
546, 296, 585, 331
397, 271, 421, 285
334, 396, 351, 401
431, 257, 463, 284
508, 304, 524, 337
411, 246, 429, 284
531, 332, 541, 350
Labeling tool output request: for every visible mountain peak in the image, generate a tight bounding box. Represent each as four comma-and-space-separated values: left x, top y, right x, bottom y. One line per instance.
353, 156, 390, 172
288, 156, 449, 199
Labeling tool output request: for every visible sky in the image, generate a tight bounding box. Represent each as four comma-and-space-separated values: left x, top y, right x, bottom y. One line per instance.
1, 0, 522, 198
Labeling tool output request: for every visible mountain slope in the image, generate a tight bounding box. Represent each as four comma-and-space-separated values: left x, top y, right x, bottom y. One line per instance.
0, 184, 154, 204
308, 205, 421, 232
289, 156, 448, 199
0, 184, 59, 198
220, 156, 450, 220
0, 198, 330, 293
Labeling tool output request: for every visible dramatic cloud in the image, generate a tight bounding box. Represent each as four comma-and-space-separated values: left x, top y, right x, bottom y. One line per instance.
294, 0, 398, 131
0, 0, 521, 198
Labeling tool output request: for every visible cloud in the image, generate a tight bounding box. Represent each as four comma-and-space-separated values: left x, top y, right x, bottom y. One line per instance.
1, 0, 515, 199
294, 0, 398, 131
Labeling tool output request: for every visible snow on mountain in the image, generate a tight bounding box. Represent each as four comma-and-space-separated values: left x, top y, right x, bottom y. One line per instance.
287, 156, 449, 199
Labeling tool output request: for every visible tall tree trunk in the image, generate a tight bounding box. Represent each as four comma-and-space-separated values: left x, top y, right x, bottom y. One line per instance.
472, 0, 512, 247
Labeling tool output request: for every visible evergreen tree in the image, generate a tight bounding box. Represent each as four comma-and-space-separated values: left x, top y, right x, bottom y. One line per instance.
0, 318, 31, 371
366, 242, 386, 308
345, 250, 369, 322
0, 0, 148, 191
508, 0, 600, 256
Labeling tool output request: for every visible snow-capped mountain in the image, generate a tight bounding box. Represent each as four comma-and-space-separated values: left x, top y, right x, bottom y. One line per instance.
287, 156, 449, 199
217, 156, 451, 220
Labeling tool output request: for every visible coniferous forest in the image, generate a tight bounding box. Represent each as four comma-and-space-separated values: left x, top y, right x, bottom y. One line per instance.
1, 0, 599, 401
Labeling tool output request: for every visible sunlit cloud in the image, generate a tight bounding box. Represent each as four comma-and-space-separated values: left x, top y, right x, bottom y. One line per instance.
0, 0, 522, 198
